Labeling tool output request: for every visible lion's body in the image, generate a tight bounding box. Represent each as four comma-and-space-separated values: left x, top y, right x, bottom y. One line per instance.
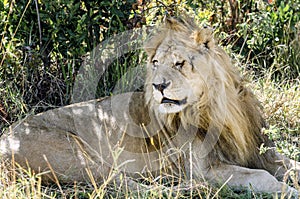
0, 18, 299, 195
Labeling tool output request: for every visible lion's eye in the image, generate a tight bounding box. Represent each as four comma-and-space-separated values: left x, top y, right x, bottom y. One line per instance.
152, 60, 159, 69
174, 60, 185, 70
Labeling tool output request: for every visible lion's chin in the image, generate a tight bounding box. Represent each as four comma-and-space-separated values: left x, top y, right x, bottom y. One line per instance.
158, 103, 185, 114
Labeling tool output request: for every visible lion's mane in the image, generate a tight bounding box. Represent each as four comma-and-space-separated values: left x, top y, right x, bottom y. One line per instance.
144, 18, 277, 172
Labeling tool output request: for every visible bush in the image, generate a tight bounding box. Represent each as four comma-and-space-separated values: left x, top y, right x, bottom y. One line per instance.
0, 0, 138, 131
237, 0, 300, 79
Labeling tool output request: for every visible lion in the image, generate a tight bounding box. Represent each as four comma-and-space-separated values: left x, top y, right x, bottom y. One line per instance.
0, 18, 299, 196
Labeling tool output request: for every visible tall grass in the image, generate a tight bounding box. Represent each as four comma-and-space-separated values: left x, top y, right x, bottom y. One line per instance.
0, 149, 278, 198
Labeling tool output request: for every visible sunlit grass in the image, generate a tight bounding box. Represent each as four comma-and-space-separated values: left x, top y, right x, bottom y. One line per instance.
0, 160, 277, 198
250, 76, 300, 162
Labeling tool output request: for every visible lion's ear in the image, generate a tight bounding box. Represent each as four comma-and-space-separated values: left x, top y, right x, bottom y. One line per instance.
191, 27, 215, 49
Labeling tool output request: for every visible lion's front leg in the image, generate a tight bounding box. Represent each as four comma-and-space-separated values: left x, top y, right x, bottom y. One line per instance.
205, 164, 298, 197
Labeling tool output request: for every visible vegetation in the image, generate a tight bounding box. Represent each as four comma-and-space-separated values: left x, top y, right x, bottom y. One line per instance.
0, 0, 299, 198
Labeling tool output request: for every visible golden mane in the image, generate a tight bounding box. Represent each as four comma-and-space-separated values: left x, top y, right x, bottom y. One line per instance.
144, 17, 276, 170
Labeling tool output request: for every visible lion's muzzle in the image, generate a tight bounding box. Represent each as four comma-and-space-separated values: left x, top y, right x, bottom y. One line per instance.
161, 97, 187, 105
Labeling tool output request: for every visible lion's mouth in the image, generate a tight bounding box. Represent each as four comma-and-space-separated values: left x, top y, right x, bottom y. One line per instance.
161, 97, 187, 105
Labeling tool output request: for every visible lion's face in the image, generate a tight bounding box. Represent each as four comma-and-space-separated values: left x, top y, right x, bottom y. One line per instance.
146, 38, 208, 114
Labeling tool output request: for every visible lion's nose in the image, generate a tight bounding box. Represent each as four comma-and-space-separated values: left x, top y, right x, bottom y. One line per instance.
152, 81, 171, 93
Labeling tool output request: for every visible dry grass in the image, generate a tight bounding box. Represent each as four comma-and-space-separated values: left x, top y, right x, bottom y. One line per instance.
0, 160, 278, 199
250, 76, 300, 161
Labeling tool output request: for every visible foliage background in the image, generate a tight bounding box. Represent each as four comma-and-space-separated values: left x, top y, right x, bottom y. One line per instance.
0, 0, 299, 198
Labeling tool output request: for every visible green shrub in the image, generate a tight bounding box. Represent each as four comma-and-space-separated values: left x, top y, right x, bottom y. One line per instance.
0, 0, 137, 131
237, 0, 300, 79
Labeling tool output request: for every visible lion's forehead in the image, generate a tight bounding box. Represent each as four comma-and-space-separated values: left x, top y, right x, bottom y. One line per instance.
152, 39, 201, 64
153, 46, 190, 64
154, 51, 177, 64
